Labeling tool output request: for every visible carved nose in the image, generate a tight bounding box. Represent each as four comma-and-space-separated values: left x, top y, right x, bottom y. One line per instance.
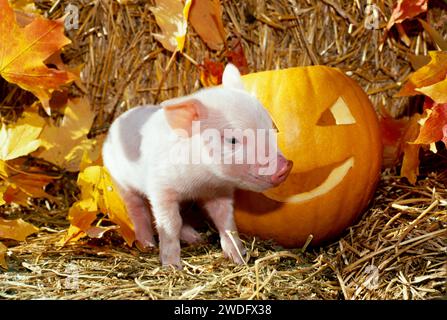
271, 159, 293, 186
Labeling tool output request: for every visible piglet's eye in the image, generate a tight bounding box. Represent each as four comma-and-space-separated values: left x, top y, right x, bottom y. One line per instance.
226, 137, 239, 144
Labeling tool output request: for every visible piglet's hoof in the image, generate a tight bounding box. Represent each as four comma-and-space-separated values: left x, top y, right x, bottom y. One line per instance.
135, 239, 157, 252
180, 224, 204, 245
162, 262, 183, 271
221, 239, 247, 265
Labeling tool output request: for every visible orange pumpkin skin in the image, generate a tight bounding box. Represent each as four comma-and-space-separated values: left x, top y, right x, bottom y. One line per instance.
234, 66, 382, 247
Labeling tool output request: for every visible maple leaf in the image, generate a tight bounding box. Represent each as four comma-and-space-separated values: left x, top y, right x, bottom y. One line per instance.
400, 114, 423, 185
0, 216, 39, 270
396, 50, 447, 183
397, 51, 447, 98
189, 0, 226, 51
36, 97, 100, 172
0, 111, 53, 205
0, 158, 56, 206
386, 0, 428, 30
60, 225, 86, 245
0, 0, 76, 114
2, 171, 55, 205
0, 111, 44, 161
417, 77, 447, 104
151, 0, 193, 52
226, 38, 249, 75
399, 100, 447, 184
199, 39, 250, 87
414, 102, 447, 147
63, 166, 135, 246
0, 217, 39, 241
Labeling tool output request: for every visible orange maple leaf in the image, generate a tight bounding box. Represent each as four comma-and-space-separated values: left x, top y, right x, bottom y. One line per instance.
0, 217, 39, 241
189, 0, 226, 51
0, 0, 76, 114
396, 50, 447, 184
400, 114, 423, 185
415, 102, 447, 147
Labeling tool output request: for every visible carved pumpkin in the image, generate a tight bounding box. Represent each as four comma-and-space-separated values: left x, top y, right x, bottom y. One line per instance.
234, 66, 382, 247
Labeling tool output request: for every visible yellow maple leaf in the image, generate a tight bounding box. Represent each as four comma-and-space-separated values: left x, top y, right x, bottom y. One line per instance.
0, 109, 53, 203
64, 166, 135, 246
397, 51, 447, 98
36, 97, 99, 172
151, 0, 192, 52
60, 225, 86, 245
0, 111, 44, 161
417, 77, 447, 104
0, 217, 39, 241
0, 111, 55, 206
0, 0, 77, 114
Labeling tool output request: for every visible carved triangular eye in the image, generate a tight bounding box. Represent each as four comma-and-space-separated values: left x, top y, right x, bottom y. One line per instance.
317, 97, 356, 126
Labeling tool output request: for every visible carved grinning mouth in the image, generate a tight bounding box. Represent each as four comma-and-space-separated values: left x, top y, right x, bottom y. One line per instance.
263, 157, 354, 203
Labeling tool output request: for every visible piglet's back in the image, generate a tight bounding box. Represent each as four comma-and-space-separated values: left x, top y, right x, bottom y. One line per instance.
102, 105, 160, 189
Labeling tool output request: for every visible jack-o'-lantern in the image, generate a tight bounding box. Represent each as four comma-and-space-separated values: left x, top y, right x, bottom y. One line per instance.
234, 66, 382, 247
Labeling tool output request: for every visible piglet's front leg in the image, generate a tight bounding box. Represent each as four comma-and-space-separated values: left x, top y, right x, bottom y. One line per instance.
203, 197, 246, 264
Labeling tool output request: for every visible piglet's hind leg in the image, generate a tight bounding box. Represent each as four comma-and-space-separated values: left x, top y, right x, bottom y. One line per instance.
180, 224, 203, 245
118, 187, 156, 251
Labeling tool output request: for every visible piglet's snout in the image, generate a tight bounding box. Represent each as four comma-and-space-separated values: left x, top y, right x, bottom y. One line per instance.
271, 155, 293, 186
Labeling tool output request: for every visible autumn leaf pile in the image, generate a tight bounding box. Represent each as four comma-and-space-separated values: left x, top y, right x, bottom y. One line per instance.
0, 0, 446, 269
0, 0, 133, 268
380, 0, 447, 184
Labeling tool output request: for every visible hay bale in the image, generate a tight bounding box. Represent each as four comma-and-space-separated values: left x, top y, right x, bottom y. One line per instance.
43, 0, 446, 127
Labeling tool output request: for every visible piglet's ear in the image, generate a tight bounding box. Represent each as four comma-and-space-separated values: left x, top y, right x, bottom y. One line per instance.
222, 64, 244, 90
162, 98, 207, 137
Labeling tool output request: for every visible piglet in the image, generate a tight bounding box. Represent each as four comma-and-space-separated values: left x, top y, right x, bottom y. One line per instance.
102, 64, 293, 268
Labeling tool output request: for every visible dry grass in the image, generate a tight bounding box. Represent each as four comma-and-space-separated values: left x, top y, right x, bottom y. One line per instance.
0, 0, 446, 299
1, 166, 446, 299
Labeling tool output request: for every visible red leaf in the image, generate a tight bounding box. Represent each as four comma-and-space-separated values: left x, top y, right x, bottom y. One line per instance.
199, 58, 224, 87
380, 115, 408, 146
423, 96, 436, 111
226, 38, 249, 75
386, 0, 428, 30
